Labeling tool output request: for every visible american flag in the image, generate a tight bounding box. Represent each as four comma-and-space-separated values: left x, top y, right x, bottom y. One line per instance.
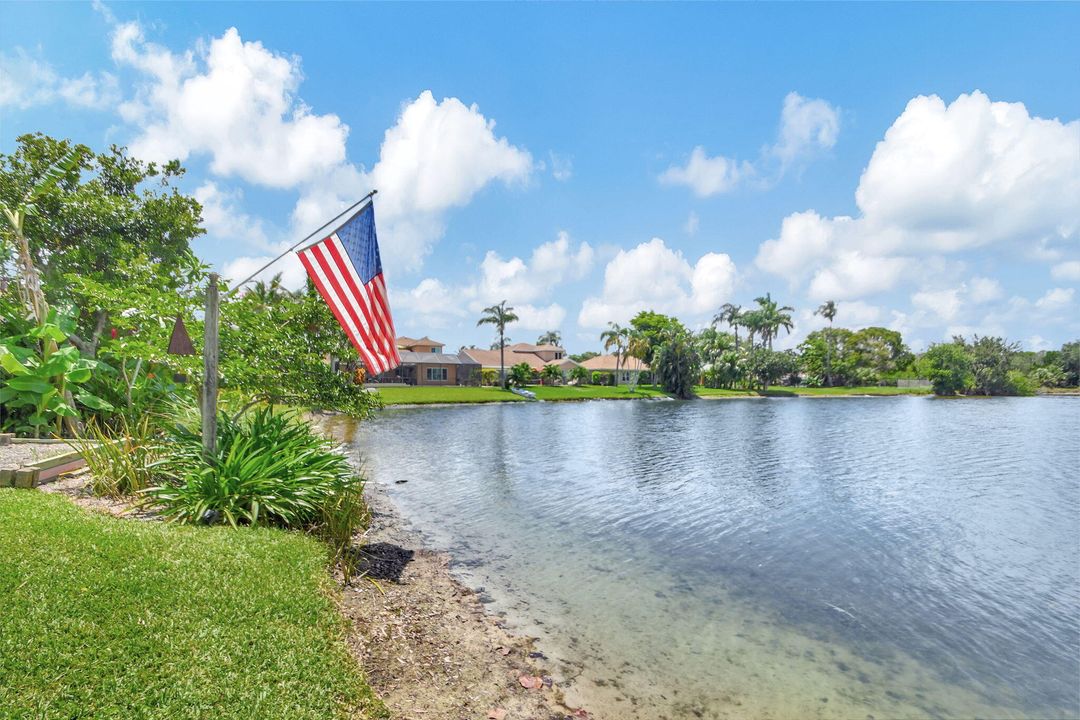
297, 203, 401, 375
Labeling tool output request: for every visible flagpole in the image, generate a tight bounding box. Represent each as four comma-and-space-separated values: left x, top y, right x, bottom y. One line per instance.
227, 189, 377, 295
201, 190, 375, 458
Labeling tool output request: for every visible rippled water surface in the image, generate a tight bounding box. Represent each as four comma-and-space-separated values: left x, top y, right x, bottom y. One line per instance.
335, 397, 1080, 719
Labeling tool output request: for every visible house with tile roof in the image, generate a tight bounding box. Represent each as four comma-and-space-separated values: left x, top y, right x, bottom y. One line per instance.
460, 343, 579, 375
396, 336, 446, 353
367, 336, 480, 385
579, 354, 649, 385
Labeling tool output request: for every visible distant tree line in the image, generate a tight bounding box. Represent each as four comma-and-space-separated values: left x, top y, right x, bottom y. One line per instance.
578, 295, 1078, 399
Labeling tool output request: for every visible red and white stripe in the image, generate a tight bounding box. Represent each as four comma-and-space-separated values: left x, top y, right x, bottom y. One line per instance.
297, 234, 401, 375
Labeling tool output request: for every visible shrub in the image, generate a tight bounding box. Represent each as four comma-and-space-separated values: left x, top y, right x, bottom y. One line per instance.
146, 408, 366, 533
921, 342, 973, 396
655, 332, 702, 398
569, 365, 590, 384
540, 364, 562, 385
480, 368, 498, 386
508, 362, 533, 388
591, 371, 611, 386
1006, 370, 1035, 396
72, 415, 163, 497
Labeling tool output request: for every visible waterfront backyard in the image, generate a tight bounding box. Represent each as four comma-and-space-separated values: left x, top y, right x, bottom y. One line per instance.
334, 395, 1080, 719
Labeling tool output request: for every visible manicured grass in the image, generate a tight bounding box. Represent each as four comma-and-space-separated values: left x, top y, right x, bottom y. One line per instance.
531, 384, 668, 401
694, 385, 932, 397
372, 384, 930, 405
0, 490, 386, 720
372, 385, 526, 405
372, 384, 668, 405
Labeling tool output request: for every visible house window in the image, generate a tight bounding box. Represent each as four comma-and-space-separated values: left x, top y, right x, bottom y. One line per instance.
426, 367, 448, 381
432, 346, 443, 353
555, 352, 563, 359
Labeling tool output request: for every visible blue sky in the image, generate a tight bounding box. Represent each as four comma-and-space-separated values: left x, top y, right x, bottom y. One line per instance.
3, 2, 1078, 353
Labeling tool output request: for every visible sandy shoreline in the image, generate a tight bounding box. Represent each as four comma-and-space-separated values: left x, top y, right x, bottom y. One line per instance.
345, 477, 587, 720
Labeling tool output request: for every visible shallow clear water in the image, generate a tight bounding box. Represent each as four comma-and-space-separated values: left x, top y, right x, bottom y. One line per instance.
333, 397, 1080, 719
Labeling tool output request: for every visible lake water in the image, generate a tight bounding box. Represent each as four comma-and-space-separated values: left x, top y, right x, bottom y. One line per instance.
334, 397, 1080, 719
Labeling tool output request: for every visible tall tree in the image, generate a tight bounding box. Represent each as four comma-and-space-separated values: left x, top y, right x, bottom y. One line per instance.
752, 293, 794, 350
600, 321, 628, 383
1, 134, 204, 357
477, 300, 518, 388
654, 329, 701, 399
629, 311, 685, 365
536, 330, 562, 347
814, 300, 837, 386
922, 341, 973, 396
714, 303, 743, 350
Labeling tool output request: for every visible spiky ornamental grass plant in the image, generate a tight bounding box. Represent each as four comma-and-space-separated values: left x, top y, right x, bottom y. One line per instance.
146, 407, 366, 533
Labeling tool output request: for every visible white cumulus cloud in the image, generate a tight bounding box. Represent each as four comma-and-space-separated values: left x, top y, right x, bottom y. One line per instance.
659, 146, 752, 197
291, 90, 534, 275
0, 48, 119, 110
110, 22, 533, 279
756, 91, 1080, 307
1034, 287, 1076, 314
769, 91, 841, 169
577, 238, 737, 328
113, 24, 348, 189
1051, 260, 1080, 282
660, 92, 839, 196
394, 232, 590, 332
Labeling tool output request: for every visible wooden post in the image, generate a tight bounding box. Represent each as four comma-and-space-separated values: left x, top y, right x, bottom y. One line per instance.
202, 273, 220, 457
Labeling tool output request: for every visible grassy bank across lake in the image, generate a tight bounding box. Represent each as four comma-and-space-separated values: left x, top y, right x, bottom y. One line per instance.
695, 385, 932, 397
0, 490, 385, 720
372, 384, 667, 405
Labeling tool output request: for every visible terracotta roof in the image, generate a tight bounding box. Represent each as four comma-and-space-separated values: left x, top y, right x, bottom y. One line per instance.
579, 354, 649, 372
397, 335, 445, 349
460, 348, 577, 371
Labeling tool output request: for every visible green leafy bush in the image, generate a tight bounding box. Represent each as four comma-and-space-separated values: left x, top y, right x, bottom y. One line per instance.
508, 362, 533, 388
1, 309, 113, 436
921, 342, 973, 396
146, 408, 366, 534
569, 365, 590, 384
1006, 370, 1035, 396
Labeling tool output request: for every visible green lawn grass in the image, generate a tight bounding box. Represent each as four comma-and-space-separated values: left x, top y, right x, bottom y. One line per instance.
0, 490, 385, 720
694, 385, 931, 397
531, 384, 667, 401
372, 384, 668, 405
372, 385, 526, 405
371, 384, 930, 405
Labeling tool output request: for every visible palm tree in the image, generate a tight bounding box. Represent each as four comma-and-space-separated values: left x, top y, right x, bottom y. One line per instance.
247, 272, 287, 310
536, 330, 562, 346
815, 300, 838, 386
600, 322, 628, 384
740, 309, 762, 351
714, 303, 743, 350
753, 292, 795, 350
477, 301, 518, 388
540, 363, 562, 386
